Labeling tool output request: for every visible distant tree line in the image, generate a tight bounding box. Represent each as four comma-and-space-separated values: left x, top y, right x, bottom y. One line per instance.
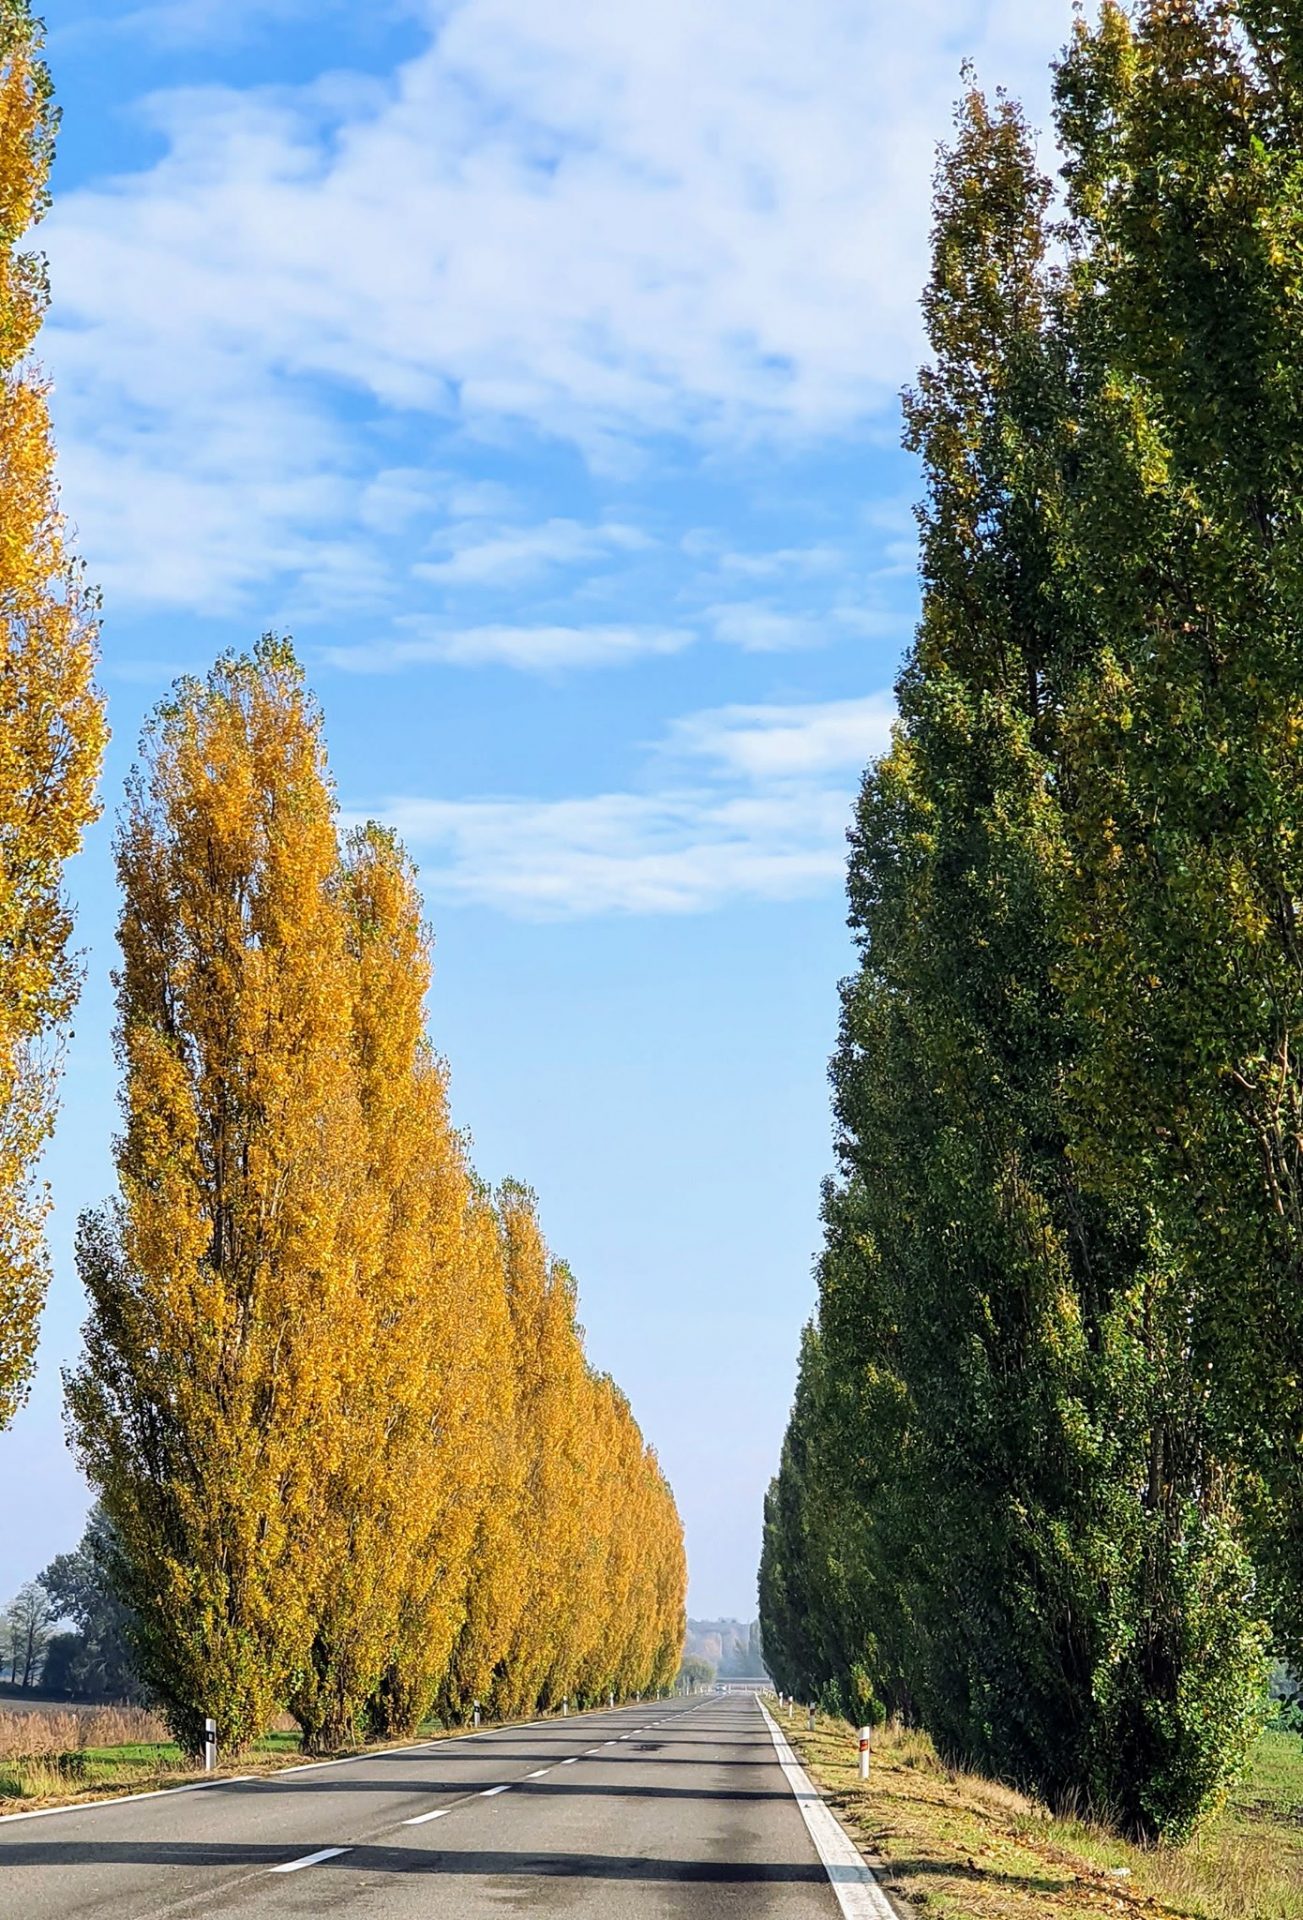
762, 0, 1303, 1844
0, 1507, 140, 1698
683, 1617, 765, 1678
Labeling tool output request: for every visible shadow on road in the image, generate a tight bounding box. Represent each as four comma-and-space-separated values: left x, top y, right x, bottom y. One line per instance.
0, 1841, 835, 1882
210, 1777, 795, 1801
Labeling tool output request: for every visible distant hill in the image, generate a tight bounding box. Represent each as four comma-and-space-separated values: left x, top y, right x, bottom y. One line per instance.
684, 1618, 765, 1678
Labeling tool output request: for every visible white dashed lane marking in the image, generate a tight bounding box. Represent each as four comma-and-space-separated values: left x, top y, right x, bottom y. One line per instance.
268, 1705, 686, 1867
269, 1847, 352, 1874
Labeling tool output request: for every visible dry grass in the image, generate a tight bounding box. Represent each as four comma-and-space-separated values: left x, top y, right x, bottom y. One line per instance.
0, 1696, 585, 1815
789, 1712, 1303, 1920
0, 1705, 169, 1760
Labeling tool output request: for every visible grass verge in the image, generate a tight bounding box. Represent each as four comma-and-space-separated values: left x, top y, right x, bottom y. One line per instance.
0, 1703, 617, 1815
787, 1711, 1303, 1919
0, 1726, 312, 1809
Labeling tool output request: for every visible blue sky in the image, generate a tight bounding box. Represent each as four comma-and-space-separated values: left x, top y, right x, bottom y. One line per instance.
1, 0, 1068, 1616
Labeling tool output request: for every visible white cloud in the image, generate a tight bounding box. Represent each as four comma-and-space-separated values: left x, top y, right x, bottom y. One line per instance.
324, 622, 690, 672
43, 1, 1069, 611
319, 592, 885, 672
715, 544, 846, 579
354, 691, 895, 916
59, 0, 358, 51
705, 604, 822, 653
704, 601, 905, 653
670, 694, 896, 780
370, 788, 851, 916
416, 518, 650, 587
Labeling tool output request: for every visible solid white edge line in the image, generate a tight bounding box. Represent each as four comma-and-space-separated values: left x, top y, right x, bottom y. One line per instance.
0, 1698, 658, 1827
269, 1845, 352, 1874
757, 1697, 899, 1920
0, 1774, 258, 1825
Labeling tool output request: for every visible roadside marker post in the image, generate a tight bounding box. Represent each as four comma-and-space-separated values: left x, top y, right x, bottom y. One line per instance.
608, 1691, 614, 1709
473, 1700, 481, 1728
858, 1727, 871, 1780
203, 1718, 217, 1774
562, 1699, 568, 1717
807, 1705, 815, 1732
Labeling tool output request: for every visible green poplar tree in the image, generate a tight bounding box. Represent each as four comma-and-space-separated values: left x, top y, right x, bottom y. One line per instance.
1052, 0, 1303, 1670
763, 60, 1267, 1840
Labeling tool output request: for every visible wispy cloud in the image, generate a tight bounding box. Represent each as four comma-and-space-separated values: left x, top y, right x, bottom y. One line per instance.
714, 544, 846, 580
354, 691, 896, 916
43, 1, 1067, 614
415, 519, 650, 588
56, 0, 359, 52
369, 789, 850, 916
704, 605, 822, 653
324, 622, 691, 672
669, 694, 895, 780
703, 601, 904, 653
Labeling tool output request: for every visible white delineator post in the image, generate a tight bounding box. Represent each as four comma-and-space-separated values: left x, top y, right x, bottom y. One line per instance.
562, 1698, 568, 1717
807, 1704, 815, 1732
203, 1717, 217, 1774
858, 1726, 871, 1781
608, 1691, 614, 1709
473, 1700, 481, 1728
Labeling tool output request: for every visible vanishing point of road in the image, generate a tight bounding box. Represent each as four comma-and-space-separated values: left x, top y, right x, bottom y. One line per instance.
0, 1692, 898, 1917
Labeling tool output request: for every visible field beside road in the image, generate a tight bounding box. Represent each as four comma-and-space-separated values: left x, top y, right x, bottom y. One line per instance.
790, 1711, 1303, 1920
0, 1703, 303, 1809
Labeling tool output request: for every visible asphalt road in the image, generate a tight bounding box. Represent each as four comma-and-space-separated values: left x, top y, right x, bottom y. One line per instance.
0, 1692, 870, 1919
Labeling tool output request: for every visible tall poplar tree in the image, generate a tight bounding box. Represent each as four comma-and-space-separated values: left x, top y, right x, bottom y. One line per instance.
0, 0, 105, 1428
290, 826, 477, 1751
433, 1186, 527, 1730
763, 60, 1266, 1841
68, 640, 361, 1752
1052, 0, 1303, 1670
493, 1188, 589, 1717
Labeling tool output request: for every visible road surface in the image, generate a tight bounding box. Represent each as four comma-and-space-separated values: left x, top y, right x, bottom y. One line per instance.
0, 1692, 894, 1918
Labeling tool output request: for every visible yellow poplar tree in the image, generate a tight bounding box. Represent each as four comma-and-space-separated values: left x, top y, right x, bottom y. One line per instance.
435, 1185, 526, 1729
0, 0, 106, 1427
645, 1453, 686, 1690
289, 825, 434, 1748
478, 1186, 686, 1717
67, 639, 359, 1754
377, 1182, 516, 1734
492, 1190, 593, 1717
566, 1372, 621, 1705
295, 824, 502, 1748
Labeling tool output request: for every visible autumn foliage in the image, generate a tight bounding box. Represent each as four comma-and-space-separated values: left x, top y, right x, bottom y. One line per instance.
0, 0, 106, 1428
67, 639, 684, 1754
